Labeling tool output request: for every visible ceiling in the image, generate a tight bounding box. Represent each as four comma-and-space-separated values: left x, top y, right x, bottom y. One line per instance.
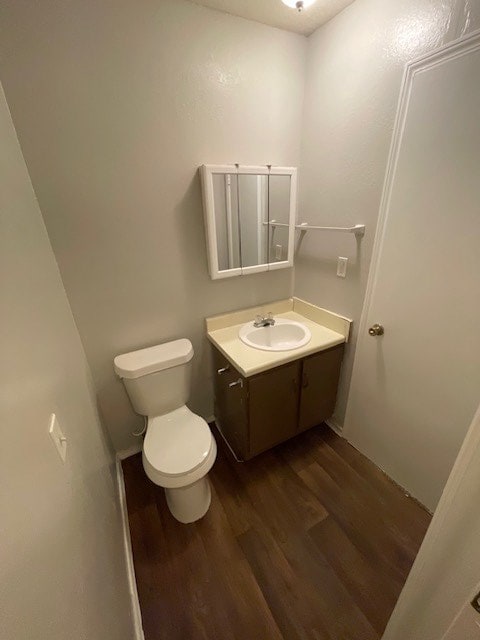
190, 0, 355, 36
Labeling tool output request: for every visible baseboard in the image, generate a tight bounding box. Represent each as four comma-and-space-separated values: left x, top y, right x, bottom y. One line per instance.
116, 457, 145, 640
325, 418, 344, 437
117, 442, 143, 460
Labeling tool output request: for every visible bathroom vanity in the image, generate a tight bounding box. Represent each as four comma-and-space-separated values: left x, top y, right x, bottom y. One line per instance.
206, 298, 352, 460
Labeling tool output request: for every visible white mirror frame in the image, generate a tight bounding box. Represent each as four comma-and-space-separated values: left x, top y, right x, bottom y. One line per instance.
200, 164, 297, 280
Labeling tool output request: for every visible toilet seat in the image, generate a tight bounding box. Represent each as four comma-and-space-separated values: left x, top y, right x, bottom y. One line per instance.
143, 406, 216, 489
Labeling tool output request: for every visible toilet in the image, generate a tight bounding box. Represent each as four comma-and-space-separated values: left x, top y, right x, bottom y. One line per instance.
114, 339, 217, 523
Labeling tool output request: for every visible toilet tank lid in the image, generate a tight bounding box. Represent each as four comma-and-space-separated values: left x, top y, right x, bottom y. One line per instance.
114, 339, 193, 379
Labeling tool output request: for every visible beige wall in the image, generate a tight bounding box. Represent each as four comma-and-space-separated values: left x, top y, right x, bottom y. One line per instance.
0, 0, 306, 451
295, 0, 480, 429
0, 85, 133, 639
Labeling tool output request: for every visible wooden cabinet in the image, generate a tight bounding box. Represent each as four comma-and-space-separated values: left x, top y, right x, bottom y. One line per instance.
298, 347, 344, 433
248, 361, 300, 457
212, 347, 249, 459
212, 343, 344, 460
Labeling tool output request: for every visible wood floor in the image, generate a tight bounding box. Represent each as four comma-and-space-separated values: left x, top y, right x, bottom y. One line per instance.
122, 424, 431, 640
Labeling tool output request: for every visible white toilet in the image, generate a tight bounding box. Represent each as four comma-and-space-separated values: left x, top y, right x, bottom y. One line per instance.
114, 339, 217, 524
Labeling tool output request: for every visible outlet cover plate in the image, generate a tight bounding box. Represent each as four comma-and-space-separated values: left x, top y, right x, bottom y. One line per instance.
337, 256, 348, 278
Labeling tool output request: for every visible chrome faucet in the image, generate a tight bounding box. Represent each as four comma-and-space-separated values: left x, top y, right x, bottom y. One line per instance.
253, 312, 275, 328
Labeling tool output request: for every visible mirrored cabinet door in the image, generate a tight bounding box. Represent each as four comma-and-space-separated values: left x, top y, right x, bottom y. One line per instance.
268, 174, 292, 268
238, 173, 269, 274
200, 165, 297, 280
211, 173, 241, 272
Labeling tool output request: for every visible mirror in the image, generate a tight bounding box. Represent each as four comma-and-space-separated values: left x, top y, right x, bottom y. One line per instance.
237, 174, 268, 270
200, 165, 297, 279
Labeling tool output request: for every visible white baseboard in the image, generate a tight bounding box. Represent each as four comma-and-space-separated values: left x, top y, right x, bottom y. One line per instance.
117, 442, 143, 460
116, 457, 145, 640
325, 418, 344, 436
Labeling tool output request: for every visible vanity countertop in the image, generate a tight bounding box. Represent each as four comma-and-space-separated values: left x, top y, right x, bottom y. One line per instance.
206, 298, 352, 377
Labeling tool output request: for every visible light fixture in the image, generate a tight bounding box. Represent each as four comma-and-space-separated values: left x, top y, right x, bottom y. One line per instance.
281, 0, 316, 11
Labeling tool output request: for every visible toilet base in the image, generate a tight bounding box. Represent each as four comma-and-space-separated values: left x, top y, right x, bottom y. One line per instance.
165, 476, 212, 523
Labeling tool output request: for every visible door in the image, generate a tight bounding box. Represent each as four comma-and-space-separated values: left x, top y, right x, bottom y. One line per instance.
212, 347, 248, 459
345, 37, 480, 510
249, 361, 300, 457
441, 596, 480, 640
298, 345, 344, 432
383, 405, 480, 639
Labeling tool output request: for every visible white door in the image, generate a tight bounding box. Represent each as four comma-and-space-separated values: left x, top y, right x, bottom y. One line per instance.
344, 34, 480, 511
441, 596, 480, 640
383, 405, 480, 639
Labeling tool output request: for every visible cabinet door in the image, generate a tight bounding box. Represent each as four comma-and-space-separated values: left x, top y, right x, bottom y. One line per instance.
212, 347, 248, 459
248, 361, 300, 457
298, 345, 344, 432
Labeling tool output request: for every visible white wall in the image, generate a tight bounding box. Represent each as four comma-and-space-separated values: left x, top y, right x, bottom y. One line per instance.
296, 0, 480, 429
0, 0, 306, 451
0, 86, 134, 639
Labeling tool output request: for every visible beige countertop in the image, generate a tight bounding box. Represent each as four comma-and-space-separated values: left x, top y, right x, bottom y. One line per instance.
206, 298, 352, 377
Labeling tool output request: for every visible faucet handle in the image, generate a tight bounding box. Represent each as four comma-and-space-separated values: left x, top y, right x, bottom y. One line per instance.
254, 314, 264, 327
266, 311, 273, 320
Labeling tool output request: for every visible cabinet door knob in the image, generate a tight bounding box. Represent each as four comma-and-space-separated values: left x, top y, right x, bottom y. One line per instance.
217, 366, 230, 374
229, 379, 243, 389
368, 323, 384, 336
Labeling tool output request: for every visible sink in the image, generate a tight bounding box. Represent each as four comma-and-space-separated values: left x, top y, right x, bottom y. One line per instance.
239, 318, 311, 352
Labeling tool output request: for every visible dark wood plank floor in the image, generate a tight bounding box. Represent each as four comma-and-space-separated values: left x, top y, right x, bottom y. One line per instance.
122, 424, 431, 640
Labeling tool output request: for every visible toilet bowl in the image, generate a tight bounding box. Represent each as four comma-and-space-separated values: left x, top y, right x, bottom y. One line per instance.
114, 339, 217, 523
143, 406, 217, 523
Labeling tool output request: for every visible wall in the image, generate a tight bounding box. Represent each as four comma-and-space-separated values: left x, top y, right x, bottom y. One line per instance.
3, 0, 478, 453
0, 0, 306, 451
0, 85, 134, 639
295, 0, 480, 429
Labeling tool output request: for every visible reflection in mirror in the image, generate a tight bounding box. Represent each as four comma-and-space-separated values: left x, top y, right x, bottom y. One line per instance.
238, 174, 268, 268
212, 173, 240, 271
268, 175, 291, 264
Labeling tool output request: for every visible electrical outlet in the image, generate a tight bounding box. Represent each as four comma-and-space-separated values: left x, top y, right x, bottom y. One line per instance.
49, 413, 67, 463
337, 256, 348, 278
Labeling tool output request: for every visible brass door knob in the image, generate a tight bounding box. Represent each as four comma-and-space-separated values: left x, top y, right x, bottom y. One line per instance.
368, 323, 384, 336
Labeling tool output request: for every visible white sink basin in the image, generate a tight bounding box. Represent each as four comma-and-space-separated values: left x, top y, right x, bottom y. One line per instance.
239, 318, 311, 352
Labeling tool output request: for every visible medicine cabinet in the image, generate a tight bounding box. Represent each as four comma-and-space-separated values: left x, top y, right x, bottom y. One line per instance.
200, 164, 297, 279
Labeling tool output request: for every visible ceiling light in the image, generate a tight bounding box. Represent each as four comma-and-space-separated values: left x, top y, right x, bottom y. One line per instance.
281, 0, 316, 11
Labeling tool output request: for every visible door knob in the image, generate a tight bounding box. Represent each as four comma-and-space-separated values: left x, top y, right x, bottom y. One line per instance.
368, 323, 384, 336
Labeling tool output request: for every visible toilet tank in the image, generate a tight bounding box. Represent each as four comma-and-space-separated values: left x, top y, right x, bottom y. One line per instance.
114, 339, 194, 417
